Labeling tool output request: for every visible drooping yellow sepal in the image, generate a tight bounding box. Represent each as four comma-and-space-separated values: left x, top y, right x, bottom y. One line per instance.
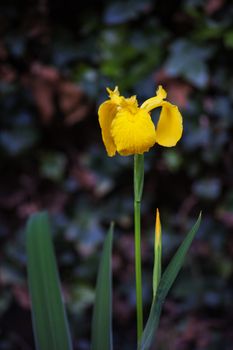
156, 102, 183, 147
111, 108, 156, 156
98, 101, 117, 157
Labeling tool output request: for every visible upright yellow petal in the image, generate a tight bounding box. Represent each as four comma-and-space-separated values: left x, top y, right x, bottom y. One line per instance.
156, 101, 183, 147
140, 85, 167, 112
98, 100, 117, 156
111, 108, 156, 156
106, 86, 122, 105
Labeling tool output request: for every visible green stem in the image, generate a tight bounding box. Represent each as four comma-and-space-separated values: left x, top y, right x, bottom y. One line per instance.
134, 154, 144, 345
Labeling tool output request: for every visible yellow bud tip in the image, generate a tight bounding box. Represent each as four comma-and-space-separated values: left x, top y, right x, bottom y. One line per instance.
155, 208, 161, 245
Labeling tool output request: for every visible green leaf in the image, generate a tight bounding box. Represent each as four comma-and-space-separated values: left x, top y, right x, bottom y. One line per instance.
26, 212, 72, 350
91, 223, 114, 350
140, 213, 202, 350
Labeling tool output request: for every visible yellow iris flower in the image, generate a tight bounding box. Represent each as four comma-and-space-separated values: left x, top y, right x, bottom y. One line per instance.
98, 85, 183, 156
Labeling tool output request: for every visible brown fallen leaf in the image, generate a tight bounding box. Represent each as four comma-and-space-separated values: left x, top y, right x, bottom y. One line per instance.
205, 0, 225, 15
23, 62, 90, 124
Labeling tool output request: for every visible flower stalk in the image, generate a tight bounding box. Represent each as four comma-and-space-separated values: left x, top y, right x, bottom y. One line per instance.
134, 154, 144, 344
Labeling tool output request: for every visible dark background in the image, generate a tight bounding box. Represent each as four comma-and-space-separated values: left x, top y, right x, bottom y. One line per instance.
0, 0, 233, 349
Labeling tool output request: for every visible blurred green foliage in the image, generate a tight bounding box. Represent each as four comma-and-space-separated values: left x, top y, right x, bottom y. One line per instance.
0, 0, 233, 349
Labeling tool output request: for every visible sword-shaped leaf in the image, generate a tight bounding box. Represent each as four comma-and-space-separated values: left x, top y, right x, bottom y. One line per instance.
26, 212, 72, 350
91, 223, 114, 350
140, 213, 201, 350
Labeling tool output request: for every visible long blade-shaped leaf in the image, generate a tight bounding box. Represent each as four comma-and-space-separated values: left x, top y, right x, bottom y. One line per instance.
140, 213, 201, 350
91, 223, 114, 350
26, 212, 72, 350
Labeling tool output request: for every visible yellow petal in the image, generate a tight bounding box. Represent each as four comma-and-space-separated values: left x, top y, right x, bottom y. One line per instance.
140, 85, 167, 112
106, 86, 122, 105
106, 86, 119, 96
156, 101, 183, 147
98, 100, 117, 156
111, 108, 156, 156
